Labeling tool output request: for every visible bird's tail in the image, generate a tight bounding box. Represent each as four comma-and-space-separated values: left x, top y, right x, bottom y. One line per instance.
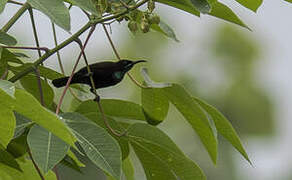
52, 77, 69, 88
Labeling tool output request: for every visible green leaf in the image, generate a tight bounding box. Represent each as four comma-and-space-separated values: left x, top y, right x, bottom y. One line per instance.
27, 0, 71, 31
189, 0, 211, 13
20, 75, 55, 107
0, 31, 17, 46
0, 80, 14, 98
7, 134, 28, 158
208, 2, 249, 29
0, 108, 15, 148
27, 125, 70, 174
0, 81, 15, 147
13, 112, 33, 138
140, 67, 172, 88
67, 150, 85, 167
62, 112, 122, 180
128, 123, 206, 180
151, 21, 179, 42
155, 0, 200, 17
122, 157, 134, 180
69, 0, 100, 16
0, 0, 7, 14
0, 149, 21, 171
141, 87, 169, 125
234, 0, 263, 12
1, 49, 23, 65
0, 85, 76, 148
162, 84, 218, 164
17, 160, 57, 180
75, 108, 130, 160
76, 99, 146, 121
193, 97, 252, 165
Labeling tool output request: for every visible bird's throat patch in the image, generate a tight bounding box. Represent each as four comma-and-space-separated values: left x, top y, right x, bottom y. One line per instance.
113, 71, 123, 79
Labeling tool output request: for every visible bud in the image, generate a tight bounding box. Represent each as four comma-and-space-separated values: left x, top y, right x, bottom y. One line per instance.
149, 15, 160, 24
147, 0, 155, 13
141, 18, 150, 33
128, 21, 138, 33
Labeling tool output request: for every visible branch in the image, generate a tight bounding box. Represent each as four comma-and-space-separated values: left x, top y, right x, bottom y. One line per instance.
7, 0, 24, 6
1, 2, 30, 32
0, 69, 8, 80
28, 149, 45, 180
0, 45, 49, 53
8, 0, 150, 83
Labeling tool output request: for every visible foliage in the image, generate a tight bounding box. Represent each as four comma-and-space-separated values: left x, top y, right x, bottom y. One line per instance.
0, 0, 282, 179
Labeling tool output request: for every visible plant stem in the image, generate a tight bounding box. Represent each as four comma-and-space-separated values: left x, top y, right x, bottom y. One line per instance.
1, 2, 30, 32
8, 0, 24, 6
0, 45, 49, 53
28, 149, 45, 180
0, 69, 8, 80
8, 0, 149, 83
52, 22, 82, 102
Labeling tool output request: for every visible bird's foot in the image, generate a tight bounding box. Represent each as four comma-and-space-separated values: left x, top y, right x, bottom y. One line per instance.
85, 72, 93, 77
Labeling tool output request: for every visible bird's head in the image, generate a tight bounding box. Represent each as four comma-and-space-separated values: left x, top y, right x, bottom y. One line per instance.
118, 59, 147, 72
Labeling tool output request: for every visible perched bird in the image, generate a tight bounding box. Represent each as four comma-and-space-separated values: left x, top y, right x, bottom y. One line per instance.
52, 59, 146, 91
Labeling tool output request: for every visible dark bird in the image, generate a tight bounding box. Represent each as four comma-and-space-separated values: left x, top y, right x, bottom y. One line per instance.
52, 59, 146, 91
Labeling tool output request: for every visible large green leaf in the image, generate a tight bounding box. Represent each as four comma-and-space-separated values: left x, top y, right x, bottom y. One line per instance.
122, 157, 134, 180
141, 87, 169, 125
27, 0, 71, 31
62, 112, 122, 180
189, 0, 211, 13
0, 0, 7, 14
234, 0, 263, 12
0, 31, 17, 46
0, 81, 15, 147
0, 148, 21, 171
208, 2, 249, 29
193, 97, 252, 165
0, 82, 76, 147
27, 125, 70, 174
75, 106, 130, 160
128, 123, 206, 180
13, 112, 33, 138
76, 99, 146, 121
0, 49, 23, 65
155, 0, 200, 17
20, 75, 54, 107
69, 0, 100, 16
0, 108, 15, 148
151, 21, 179, 42
162, 84, 218, 164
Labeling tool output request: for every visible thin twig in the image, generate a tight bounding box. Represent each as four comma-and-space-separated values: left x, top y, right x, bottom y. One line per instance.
28, 8, 45, 106
0, 69, 8, 80
28, 149, 45, 180
0, 45, 49, 53
7, 0, 24, 6
52, 22, 82, 102
102, 24, 121, 60
102, 24, 150, 89
28, 8, 42, 58
55, 26, 96, 115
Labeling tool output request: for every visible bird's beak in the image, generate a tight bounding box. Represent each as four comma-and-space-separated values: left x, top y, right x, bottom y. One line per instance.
132, 60, 147, 65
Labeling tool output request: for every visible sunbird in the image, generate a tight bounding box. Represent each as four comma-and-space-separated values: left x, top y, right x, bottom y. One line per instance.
52, 60, 146, 91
